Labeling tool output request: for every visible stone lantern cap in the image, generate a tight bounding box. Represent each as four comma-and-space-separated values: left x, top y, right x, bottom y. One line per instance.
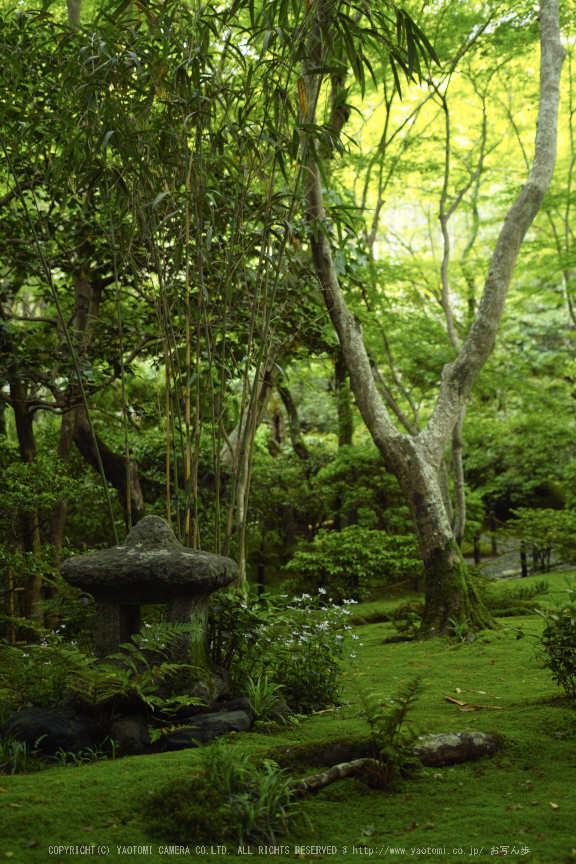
60, 516, 238, 604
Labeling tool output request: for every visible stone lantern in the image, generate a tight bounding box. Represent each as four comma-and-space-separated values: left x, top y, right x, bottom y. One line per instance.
60, 516, 238, 685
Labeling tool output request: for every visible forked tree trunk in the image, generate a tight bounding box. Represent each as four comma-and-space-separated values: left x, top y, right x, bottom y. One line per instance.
301, 0, 564, 633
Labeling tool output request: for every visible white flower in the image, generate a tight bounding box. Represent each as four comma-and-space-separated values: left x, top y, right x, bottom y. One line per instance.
145, 623, 152, 628
350, 653, 357, 659
318, 587, 327, 594
22, 653, 29, 658
351, 634, 359, 640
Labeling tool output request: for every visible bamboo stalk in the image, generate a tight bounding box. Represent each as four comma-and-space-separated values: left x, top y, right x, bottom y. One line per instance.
105, 156, 131, 533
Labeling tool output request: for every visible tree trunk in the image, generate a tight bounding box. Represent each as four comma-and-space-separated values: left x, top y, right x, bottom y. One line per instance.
66, 0, 81, 28
10, 379, 43, 626
69, 275, 145, 530
47, 408, 77, 624
301, 0, 564, 634
277, 383, 310, 460
73, 406, 145, 529
335, 357, 354, 447
451, 407, 466, 545
385, 436, 493, 633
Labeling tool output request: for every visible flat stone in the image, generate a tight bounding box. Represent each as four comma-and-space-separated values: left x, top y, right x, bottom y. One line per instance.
1, 707, 94, 756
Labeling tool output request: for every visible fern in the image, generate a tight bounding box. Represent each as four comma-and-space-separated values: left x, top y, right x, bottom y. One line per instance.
355, 676, 423, 787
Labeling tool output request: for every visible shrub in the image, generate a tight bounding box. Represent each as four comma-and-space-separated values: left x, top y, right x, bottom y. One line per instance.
480, 578, 549, 618
507, 508, 576, 572
209, 589, 353, 712
284, 525, 422, 602
141, 741, 299, 845
533, 577, 576, 697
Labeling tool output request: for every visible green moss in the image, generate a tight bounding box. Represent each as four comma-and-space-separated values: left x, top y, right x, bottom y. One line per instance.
2, 575, 576, 864
140, 777, 233, 844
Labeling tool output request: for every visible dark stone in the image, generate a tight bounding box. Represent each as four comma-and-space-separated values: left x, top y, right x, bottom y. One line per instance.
174, 696, 253, 721
109, 715, 151, 756
1, 707, 94, 756
162, 710, 254, 750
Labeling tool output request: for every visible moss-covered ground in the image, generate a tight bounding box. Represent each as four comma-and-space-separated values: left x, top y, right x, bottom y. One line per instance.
2, 571, 575, 864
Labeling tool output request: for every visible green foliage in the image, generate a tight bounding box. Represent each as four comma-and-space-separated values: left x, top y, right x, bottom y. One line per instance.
315, 445, 413, 535
507, 508, 576, 572
0, 733, 44, 775
142, 741, 300, 845
244, 676, 288, 723
356, 677, 423, 788
0, 622, 203, 724
480, 577, 549, 617
447, 617, 473, 641
209, 589, 352, 712
532, 577, 576, 698
285, 525, 422, 602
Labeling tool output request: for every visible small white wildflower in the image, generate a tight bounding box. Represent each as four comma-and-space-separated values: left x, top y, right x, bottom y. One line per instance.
145, 623, 152, 628
22, 653, 29, 657
351, 634, 359, 640
318, 587, 327, 594
350, 653, 357, 659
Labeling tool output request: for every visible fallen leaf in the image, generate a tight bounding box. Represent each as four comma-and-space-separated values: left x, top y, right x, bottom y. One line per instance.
405, 796, 414, 801
455, 687, 465, 693
82, 826, 93, 832
423, 822, 435, 830
535, 833, 546, 841
9, 803, 21, 808
444, 695, 467, 706
0, 788, 7, 793
433, 773, 443, 780
24, 842, 39, 849
549, 802, 559, 810
468, 690, 486, 694
404, 822, 419, 832
531, 801, 540, 806
506, 804, 523, 811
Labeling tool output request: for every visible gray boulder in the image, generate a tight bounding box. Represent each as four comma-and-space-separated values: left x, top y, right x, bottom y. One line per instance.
109, 715, 151, 756
1, 707, 94, 756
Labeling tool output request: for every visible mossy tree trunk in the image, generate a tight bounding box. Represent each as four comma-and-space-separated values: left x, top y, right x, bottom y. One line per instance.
386, 437, 494, 633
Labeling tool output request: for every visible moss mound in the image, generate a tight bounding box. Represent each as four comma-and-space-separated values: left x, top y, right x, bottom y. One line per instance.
141, 777, 233, 844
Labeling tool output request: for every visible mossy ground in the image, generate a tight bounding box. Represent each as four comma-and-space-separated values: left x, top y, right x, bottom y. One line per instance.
2, 571, 575, 864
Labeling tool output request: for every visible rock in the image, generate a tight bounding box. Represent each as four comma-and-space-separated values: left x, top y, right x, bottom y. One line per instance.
109, 715, 151, 756
410, 731, 498, 766
174, 696, 252, 721
162, 710, 254, 750
464, 631, 476, 644
0, 707, 94, 756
